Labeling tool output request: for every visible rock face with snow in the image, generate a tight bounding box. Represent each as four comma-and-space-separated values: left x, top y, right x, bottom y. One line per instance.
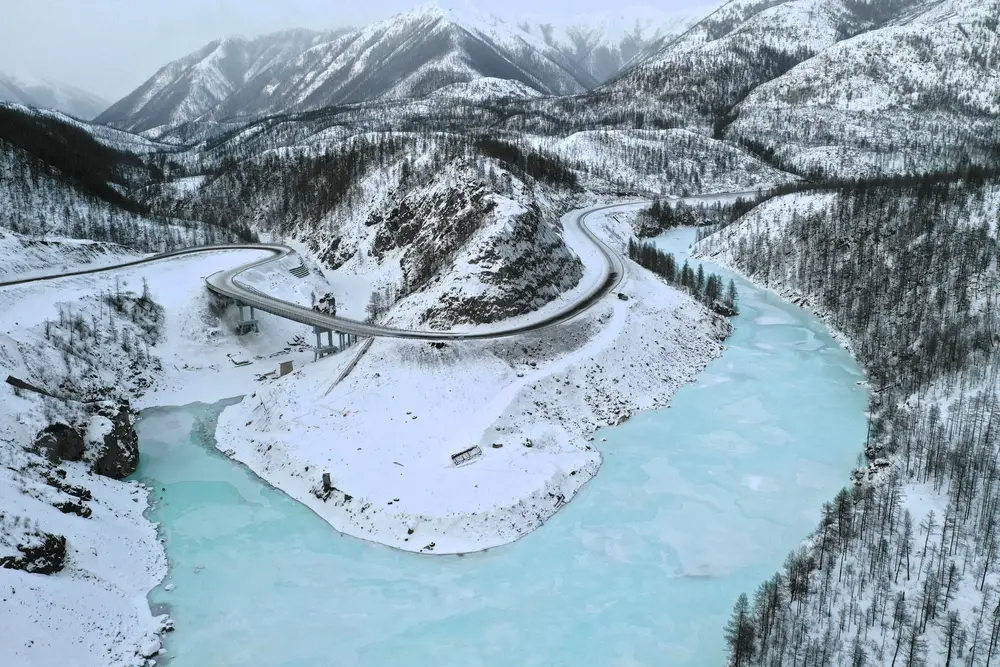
34, 423, 85, 464
0, 532, 67, 575
365, 168, 584, 328
86, 404, 140, 480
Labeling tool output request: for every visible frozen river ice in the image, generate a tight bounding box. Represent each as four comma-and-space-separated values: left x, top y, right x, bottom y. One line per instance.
133, 227, 867, 667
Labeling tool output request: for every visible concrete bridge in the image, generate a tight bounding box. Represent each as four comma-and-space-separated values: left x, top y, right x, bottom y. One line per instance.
1, 202, 633, 361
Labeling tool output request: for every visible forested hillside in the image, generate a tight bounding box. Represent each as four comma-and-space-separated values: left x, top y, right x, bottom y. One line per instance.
696, 175, 1000, 665
0, 103, 255, 251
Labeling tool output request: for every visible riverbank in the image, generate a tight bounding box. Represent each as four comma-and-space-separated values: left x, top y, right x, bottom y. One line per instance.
685, 176, 1000, 666
214, 204, 732, 554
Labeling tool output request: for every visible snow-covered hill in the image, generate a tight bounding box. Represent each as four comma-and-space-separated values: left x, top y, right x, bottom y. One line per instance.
597, 0, 927, 130
2, 101, 173, 155
0, 72, 110, 120
428, 77, 544, 101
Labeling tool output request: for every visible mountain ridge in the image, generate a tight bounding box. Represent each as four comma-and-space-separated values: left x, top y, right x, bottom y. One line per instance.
96, 3, 713, 135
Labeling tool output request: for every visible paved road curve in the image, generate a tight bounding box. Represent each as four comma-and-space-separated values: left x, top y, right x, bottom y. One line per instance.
0, 203, 630, 341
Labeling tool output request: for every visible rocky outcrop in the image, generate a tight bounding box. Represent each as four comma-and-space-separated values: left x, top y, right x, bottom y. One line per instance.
0, 533, 67, 575
88, 403, 140, 480
34, 423, 85, 463
420, 204, 583, 327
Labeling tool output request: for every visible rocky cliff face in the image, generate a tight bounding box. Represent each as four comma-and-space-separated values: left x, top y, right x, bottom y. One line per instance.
359, 159, 584, 329
85, 402, 140, 480
34, 423, 85, 464
419, 201, 583, 327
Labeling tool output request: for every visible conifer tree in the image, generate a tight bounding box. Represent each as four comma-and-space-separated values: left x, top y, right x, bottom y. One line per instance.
725, 593, 756, 667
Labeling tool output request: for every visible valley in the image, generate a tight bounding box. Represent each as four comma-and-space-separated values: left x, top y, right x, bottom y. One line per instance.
1, 0, 999, 665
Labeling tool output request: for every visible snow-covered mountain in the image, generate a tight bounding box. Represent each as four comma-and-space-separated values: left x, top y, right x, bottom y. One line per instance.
580, 0, 1000, 176
726, 0, 1000, 176
0, 72, 109, 120
516, 4, 721, 82
600, 0, 933, 128
94, 28, 333, 134
97, 4, 602, 134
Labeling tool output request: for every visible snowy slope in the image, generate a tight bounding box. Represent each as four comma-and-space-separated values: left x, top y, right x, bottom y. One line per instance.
95, 29, 333, 132
525, 128, 797, 195
586, 0, 967, 125
1, 101, 169, 155
564, 0, 1000, 177
428, 77, 544, 100
0, 230, 140, 281
0, 72, 110, 120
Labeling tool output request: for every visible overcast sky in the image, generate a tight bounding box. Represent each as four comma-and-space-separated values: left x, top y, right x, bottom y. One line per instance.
0, 0, 715, 101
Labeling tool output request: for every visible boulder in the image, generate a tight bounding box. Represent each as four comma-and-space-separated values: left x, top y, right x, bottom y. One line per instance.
34, 423, 85, 463
0, 533, 67, 575
710, 301, 739, 317
88, 403, 140, 479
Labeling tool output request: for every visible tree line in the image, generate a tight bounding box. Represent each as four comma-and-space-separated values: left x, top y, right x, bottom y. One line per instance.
627, 238, 738, 315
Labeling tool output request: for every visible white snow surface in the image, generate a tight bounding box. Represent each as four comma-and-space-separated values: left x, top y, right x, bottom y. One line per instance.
214, 204, 730, 554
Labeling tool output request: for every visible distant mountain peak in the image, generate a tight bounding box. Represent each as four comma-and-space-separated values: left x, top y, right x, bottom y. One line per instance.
0, 71, 109, 120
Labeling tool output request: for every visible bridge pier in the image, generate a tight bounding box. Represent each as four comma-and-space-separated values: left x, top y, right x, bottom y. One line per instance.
314, 326, 337, 361
235, 303, 259, 335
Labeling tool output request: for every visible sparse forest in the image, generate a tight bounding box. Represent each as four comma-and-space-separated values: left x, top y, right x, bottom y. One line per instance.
0, 105, 257, 252
33, 275, 166, 403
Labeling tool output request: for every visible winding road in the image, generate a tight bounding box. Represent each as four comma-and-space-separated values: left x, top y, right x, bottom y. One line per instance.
0, 202, 630, 342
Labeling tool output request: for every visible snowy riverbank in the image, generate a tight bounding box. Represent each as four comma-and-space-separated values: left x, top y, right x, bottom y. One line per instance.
213, 204, 732, 553
0, 242, 340, 665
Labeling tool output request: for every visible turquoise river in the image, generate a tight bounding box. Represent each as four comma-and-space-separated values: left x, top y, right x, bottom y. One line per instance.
133, 228, 868, 667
